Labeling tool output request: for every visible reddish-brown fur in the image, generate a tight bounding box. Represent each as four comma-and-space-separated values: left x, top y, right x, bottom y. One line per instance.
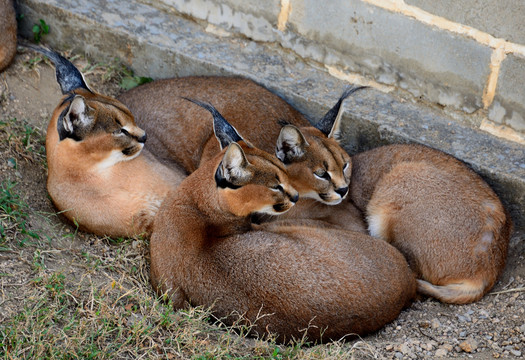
0, 0, 17, 72
118, 76, 365, 229
46, 88, 185, 237
150, 143, 416, 343
349, 144, 512, 304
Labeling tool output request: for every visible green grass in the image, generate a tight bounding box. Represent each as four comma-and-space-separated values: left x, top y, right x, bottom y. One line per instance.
0, 117, 46, 168
0, 180, 40, 247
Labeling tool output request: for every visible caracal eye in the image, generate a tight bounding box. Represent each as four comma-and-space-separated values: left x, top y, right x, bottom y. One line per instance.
113, 128, 129, 136
314, 169, 330, 180
271, 184, 284, 192
343, 162, 350, 172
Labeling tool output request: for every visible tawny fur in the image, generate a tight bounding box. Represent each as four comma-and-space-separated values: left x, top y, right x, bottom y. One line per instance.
349, 144, 512, 304
118, 76, 365, 229
46, 88, 185, 237
0, 0, 17, 72
150, 143, 416, 343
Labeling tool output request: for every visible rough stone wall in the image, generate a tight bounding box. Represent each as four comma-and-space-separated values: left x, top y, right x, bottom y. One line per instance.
148, 0, 525, 144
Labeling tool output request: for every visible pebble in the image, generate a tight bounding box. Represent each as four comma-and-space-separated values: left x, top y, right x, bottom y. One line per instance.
431, 318, 441, 329
510, 350, 522, 357
457, 314, 471, 322
435, 348, 448, 357
401, 344, 410, 354
459, 338, 478, 353
424, 342, 434, 351
442, 343, 454, 352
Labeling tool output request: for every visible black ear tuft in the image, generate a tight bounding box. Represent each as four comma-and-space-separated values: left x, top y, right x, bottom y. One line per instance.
215, 143, 252, 188
214, 161, 241, 189
182, 97, 244, 149
276, 125, 308, 164
314, 86, 368, 137
22, 43, 91, 94
57, 95, 93, 141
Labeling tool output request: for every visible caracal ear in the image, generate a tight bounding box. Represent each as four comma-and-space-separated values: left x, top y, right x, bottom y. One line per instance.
215, 143, 253, 188
314, 86, 368, 139
275, 125, 309, 164
59, 96, 94, 140
182, 97, 246, 149
22, 43, 91, 94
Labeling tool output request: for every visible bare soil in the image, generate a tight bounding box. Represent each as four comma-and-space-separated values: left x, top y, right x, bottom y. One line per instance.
0, 50, 524, 359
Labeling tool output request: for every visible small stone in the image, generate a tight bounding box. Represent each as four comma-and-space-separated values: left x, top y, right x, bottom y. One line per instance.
442, 343, 454, 352
386, 344, 394, 351
459, 338, 478, 353
431, 318, 441, 329
394, 351, 403, 359
510, 350, 522, 357
398, 343, 410, 354
419, 321, 430, 328
520, 324, 525, 333
457, 314, 471, 323
435, 348, 448, 357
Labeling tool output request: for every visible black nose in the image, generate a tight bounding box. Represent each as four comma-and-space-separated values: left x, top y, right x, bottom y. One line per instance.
290, 193, 299, 203
138, 132, 147, 144
335, 186, 348, 198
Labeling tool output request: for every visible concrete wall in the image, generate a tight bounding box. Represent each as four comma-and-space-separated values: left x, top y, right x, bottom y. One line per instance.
147, 0, 525, 144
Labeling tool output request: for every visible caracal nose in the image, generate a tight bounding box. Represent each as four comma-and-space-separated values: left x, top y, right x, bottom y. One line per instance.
335, 186, 349, 198
138, 132, 147, 144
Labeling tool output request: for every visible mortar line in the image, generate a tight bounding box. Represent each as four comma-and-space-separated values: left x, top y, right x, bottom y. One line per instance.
362, 0, 525, 57
482, 44, 506, 109
325, 65, 395, 93
277, 0, 291, 32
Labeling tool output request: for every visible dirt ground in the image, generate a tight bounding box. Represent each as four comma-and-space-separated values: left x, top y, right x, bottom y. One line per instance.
0, 49, 524, 359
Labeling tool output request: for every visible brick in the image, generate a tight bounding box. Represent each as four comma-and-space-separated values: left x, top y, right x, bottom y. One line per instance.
406, 0, 525, 45
283, 0, 492, 113
155, 0, 280, 42
489, 53, 525, 132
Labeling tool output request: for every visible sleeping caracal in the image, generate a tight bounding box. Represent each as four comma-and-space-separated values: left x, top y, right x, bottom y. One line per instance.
286, 92, 512, 304
118, 78, 367, 231
122, 74, 511, 304
150, 103, 415, 343
25, 44, 185, 237
349, 143, 512, 304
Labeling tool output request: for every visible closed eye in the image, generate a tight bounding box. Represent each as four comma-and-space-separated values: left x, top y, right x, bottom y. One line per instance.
343, 162, 350, 172
113, 128, 129, 136
314, 170, 331, 180
271, 184, 284, 192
